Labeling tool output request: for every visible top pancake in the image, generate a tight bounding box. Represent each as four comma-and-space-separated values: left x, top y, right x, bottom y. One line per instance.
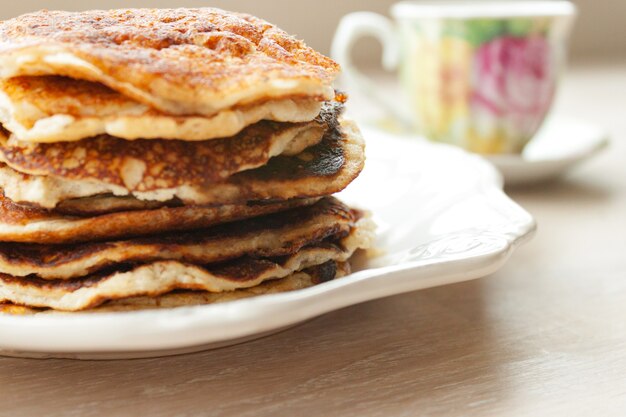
0, 8, 340, 116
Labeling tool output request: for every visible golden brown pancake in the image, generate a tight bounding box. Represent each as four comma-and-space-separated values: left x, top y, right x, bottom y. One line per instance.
0, 76, 323, 142
0, 219, 373, 311
0, 261, 351, 315
0, 8, 340, 116
0, 197, 361, 279
0, 101, 341, 191
0, 192, 317, 244
0, 119, 365, 209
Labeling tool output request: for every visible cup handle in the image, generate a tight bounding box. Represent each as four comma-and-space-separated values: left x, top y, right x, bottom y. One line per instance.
331, 12, 412, 128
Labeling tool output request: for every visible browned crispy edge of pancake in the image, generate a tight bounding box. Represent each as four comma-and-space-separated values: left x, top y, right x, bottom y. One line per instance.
197, 118, 364, 203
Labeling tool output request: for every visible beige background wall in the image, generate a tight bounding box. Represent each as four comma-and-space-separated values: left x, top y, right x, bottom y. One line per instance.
0, 0, 624, 62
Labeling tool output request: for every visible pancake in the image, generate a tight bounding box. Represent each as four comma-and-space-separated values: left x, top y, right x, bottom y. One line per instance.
0, 193, 317, 244
0, 219, 372, 311
55, 195, 179, 216
0, 8, 339, 116
0, 101, 341, 192
0, 76, 324, 143
0, 119, 365, 209
0, 261, 351, 315
0, 197, 366, 279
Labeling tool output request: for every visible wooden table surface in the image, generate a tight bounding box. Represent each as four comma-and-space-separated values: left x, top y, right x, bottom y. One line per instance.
1, 61, 625, 417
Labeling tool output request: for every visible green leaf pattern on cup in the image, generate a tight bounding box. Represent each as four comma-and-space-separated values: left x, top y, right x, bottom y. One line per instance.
446, 19, 507, 46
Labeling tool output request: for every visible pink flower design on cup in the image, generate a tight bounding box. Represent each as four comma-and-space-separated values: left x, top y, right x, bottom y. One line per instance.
470, 35, 556, 153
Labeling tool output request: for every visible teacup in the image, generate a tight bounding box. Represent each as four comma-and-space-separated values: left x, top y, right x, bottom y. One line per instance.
332, 1, 577, 154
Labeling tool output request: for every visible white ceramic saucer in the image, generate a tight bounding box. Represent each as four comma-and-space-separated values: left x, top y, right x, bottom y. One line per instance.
487, 116, 609, 186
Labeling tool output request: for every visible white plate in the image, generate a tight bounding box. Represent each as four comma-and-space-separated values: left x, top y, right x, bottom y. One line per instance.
0, 127, 535, 360
488, 116, 609, 186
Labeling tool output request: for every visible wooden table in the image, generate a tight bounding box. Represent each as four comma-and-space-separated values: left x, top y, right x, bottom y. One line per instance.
1, 61, 625, 417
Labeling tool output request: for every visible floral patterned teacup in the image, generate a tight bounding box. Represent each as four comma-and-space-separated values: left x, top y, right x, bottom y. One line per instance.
332, 1, 577, 154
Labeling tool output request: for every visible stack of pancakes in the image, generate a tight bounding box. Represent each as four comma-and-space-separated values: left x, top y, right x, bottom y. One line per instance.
0, 8, 373, 314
